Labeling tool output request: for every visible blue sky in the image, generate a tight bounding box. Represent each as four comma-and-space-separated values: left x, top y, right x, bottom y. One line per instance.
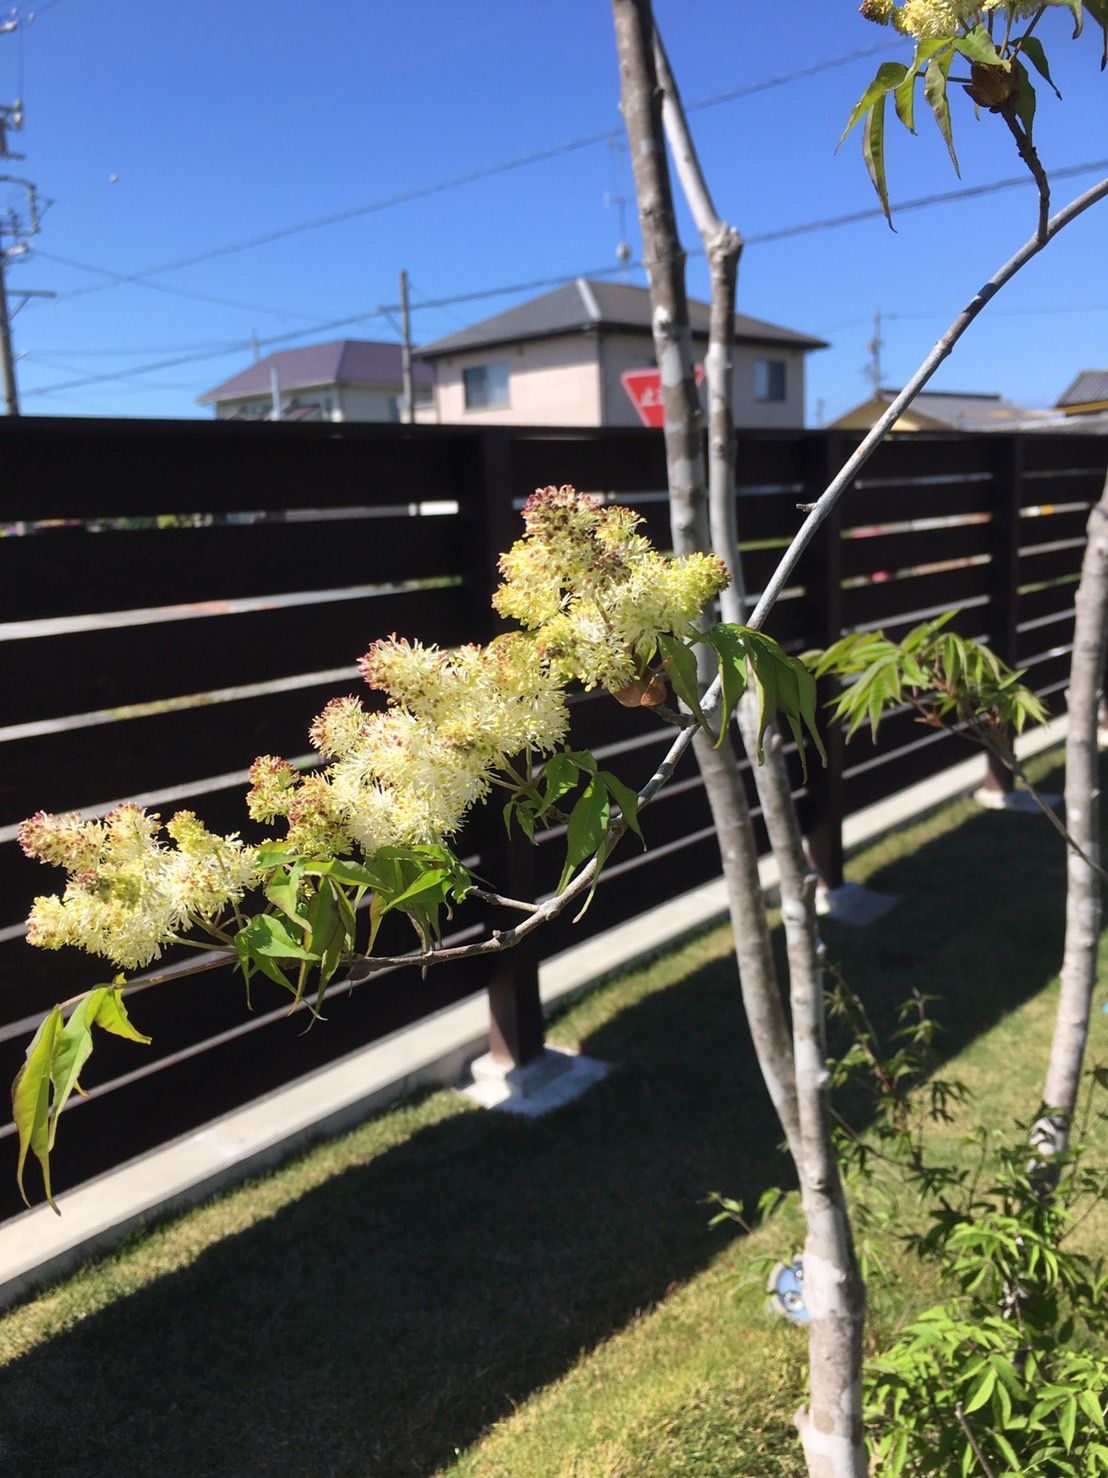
2, 0, 1105, 423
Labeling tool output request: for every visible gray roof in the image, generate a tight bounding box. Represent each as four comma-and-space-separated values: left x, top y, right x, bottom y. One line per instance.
1057, 370, 1108, 409
418, 278, 829, 358
875, 387, 1037, 431
198, 339, 434, 405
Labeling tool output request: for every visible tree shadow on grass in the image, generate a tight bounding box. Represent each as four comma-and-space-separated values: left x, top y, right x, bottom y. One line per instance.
0, 756, 1088, 1478
0, 941, 790, 1478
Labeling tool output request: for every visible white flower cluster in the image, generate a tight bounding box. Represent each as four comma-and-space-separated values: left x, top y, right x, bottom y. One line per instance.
494, 485, 728, 693
861, 0, 1040, 39
248, 633, 569, 858
19, 807, 258, 969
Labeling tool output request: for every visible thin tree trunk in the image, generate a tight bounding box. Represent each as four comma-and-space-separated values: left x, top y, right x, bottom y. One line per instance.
654, 22, 866, 1473
612, 0, 801, 1160
1038, 471, 1108, 1155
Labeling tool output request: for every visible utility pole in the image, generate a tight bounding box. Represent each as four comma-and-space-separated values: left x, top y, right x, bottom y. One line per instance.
399, 268, 414, 424
864, 308, 884, 395
0, 18, 52, 417
0, 241, 17, 415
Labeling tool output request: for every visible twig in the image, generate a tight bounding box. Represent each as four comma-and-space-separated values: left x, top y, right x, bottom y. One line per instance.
1001, 107, 1050, 244
468, 888, 539, 914
748, 176, 1108, 632
954, 1401, 997, 1478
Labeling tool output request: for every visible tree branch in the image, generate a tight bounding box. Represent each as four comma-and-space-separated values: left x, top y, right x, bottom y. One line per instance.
748, 176, 1108, 632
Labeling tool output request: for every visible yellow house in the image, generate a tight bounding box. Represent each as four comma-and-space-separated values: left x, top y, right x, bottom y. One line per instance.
830, 387, 1045, 433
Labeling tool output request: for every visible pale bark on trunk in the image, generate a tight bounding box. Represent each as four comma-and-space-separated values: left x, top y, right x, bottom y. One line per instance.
1038, 471, 1108, 1156
612, 0, 801, 1160
654, 23, 866, 1474
621, 8, 867, 1473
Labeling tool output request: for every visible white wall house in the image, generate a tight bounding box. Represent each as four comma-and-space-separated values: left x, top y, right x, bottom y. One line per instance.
417, 279, 826, 429
198, 340, 434, 423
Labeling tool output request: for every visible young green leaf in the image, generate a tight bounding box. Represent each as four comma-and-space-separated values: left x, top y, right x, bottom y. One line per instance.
557, 777, 611, 894
924, 50, 960, 174
863, 88, 894, 228
540, 750, 586, 816
953, 25, 1007, 70
658, 634, 708, 731
599, 770, 644, 845
1018, 34, 1064, 98
838, 61, 909, 147
1014, 61, 1037, 138
240, 913, 320, 962
92, 985, 151, 1045
703, 623, 749, 740
12, 1006, 62, 1208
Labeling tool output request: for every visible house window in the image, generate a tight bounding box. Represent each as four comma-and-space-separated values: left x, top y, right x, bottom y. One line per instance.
463, 362, 510, 410
755, 359, 787, 403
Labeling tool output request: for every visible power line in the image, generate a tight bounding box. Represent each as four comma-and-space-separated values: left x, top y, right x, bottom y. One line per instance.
48, 43, 896, 308
31, 248, 326, 320
23, 261, 649, 398
742, 158, 1108, 245
22, 157, 1108, 402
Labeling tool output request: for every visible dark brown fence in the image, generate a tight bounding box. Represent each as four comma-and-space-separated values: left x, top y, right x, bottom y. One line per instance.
0, 416, 1104, 1219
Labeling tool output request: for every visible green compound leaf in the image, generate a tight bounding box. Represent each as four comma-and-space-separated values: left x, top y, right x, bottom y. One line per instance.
1087, 0, 1108, 67
558, 777, 610, 894
953, 25, 1007, 69
863, 87, 893, 229
658, 633, 708, 731
1013, 60, 1037, 138
924, 50, 960, 175
702, 623, 749, 741
744, 629, 827, 768
1018, 35, 1064, 98
47, 985, 151, 1153
13, 1006, 62, 1208
838, 61, 908, 147
93, 984, 151, 1045
540, 750, 587, 816
599, 770, 644, 846
240, 912, 320, 962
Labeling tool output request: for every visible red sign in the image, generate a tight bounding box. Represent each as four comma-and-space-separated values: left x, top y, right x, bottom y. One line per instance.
620, 363, 705, 428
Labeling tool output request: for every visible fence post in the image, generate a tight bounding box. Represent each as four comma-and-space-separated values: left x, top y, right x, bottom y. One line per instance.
465, 429, 546, 1070
803, 431, 847, 891
982, 434, 1024, 797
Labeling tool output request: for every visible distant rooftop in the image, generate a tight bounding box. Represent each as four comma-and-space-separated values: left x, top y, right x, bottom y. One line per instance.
1056, 370, 1108, 410
198, 339, 433, 405
873, 387, 1038, 431
418, 278, 829, 358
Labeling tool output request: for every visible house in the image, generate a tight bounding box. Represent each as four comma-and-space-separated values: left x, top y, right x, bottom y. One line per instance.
829, 387, 1050, 433
1056, 370, 1108, 419
197, 340, 435, 423
415, 278, 827, 429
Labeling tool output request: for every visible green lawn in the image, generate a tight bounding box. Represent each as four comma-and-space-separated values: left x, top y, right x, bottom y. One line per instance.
0, 750, 1104, 1477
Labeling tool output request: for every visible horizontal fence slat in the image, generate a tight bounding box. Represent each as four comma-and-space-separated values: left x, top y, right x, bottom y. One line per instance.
1017, 541, 1087, 589
840, 519, 994, 579
840, 562, 994, 631
2, 584, 470, 727
1018, 434, 1108, 476
1016, 579, 1078, 626
0, 681, 355, 825
842, 477, 993, 528
0, 418, 476, 521
1, 516, 465, 621
1018, 507, 1094, 548
854, 433, 996, 482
